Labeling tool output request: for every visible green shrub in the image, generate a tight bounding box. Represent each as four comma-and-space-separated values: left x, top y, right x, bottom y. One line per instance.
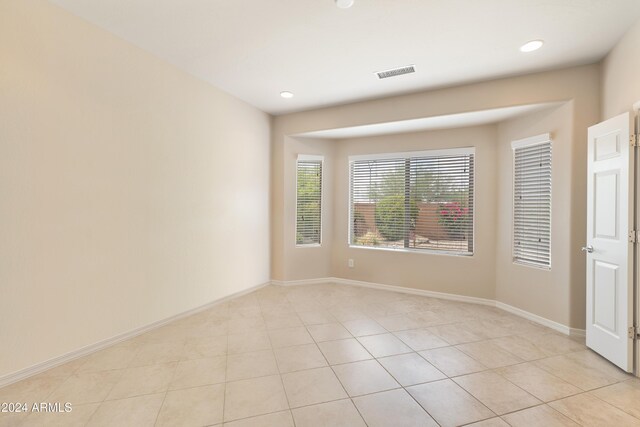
357, 231, 381, 246
353, 211, 367, 237
374, 194, 417, 241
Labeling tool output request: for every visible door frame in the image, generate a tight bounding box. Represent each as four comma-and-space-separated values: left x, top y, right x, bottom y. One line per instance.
586, 112, 635, 371
634, 101, 640, 377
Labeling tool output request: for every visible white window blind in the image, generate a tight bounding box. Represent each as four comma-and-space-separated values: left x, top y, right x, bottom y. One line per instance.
296, 156, 323, 246
349, 149, 474, 255
512, 135, 552, 268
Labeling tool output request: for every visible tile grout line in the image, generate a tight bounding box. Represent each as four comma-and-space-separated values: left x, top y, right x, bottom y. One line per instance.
266, 326, 296, 427
151, 356, 181, 426
304, 313, 370, 427
81, 348, 136, 426
305, 302, 380, 426
220, 330, 229, 426
5, 283, 638, 426
227, 291, 295, 425
324, 351, 370, 427
364, 344, 445, 426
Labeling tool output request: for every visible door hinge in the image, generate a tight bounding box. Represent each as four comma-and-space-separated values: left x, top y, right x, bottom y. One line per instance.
630, 134, 639, 147
629, 230, 637, 243
629, 326, 640, 340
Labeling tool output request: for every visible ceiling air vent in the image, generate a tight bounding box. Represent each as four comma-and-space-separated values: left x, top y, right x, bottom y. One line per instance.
376, 65, 416, 79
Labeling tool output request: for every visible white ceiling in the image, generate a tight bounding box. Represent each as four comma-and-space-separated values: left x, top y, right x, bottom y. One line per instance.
297, 103, 562, 139
49, 0, 640, 115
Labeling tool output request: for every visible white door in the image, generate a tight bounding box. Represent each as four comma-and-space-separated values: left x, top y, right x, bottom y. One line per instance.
586, 112, 634, 372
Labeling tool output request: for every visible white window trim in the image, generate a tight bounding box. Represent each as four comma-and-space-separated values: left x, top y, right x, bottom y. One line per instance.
511, 133, 551, 150
511, 133, 552, 270
347, 147, 476, 257
295, 154, 324, 248
349, 147, 475, 162
348, 244, 477, 257
298, 154, 325, 161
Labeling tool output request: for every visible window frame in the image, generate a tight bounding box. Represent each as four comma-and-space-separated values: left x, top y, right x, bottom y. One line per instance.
347, 147, 476, 257
511, 133, 552, 270
295, 154, 324, 248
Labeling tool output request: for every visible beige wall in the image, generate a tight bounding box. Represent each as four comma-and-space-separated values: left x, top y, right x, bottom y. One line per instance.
602, 19, 640, 120
601, 16, 640, 374
4, 0, 630, 379
331, 126, 498, 299
496, 103, 577, 327
0, 0, 271, 379
273, 64, 600, 330
281, 137, 336, 280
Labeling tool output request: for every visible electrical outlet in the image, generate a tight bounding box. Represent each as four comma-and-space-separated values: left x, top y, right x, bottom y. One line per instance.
348, 259, 354, 268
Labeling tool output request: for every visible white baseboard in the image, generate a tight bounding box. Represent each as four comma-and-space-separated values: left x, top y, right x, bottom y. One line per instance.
330, 277, 496, 306
270, 277, 335, 287
272, 277, 586, 338
494, 301, 571, 336
0, 281, 270, 388
569, 328, 587, 338
2, 277, 587, 388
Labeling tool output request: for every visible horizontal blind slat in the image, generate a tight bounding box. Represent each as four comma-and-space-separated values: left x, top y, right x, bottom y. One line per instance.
350, 152, 474, 254
297, 160, 322, 245
513, 141, 552, 268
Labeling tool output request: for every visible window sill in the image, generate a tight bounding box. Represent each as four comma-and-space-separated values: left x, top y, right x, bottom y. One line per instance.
512, 259, 551, 270
296, 244, 322, 248
348, 244, 473, 258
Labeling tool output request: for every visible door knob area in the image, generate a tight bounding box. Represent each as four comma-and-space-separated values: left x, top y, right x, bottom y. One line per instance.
581, 245, 594, 253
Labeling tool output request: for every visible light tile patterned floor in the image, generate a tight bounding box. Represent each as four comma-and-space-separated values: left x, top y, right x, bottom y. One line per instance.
1, 283, 639, 426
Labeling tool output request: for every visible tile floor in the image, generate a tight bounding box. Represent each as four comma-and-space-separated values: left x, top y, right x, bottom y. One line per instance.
1, 283, 639, 427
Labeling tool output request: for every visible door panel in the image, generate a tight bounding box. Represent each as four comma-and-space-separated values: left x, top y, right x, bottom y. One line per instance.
593, 260, 618, 334
594, 131, 621, 161
594, 171, 619, 239
586, 112, 633, 372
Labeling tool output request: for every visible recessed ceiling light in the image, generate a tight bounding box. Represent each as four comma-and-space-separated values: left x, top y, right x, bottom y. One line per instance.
335, 0, 354, 9
280, 91, 294, 99
520, 40, 544, 53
